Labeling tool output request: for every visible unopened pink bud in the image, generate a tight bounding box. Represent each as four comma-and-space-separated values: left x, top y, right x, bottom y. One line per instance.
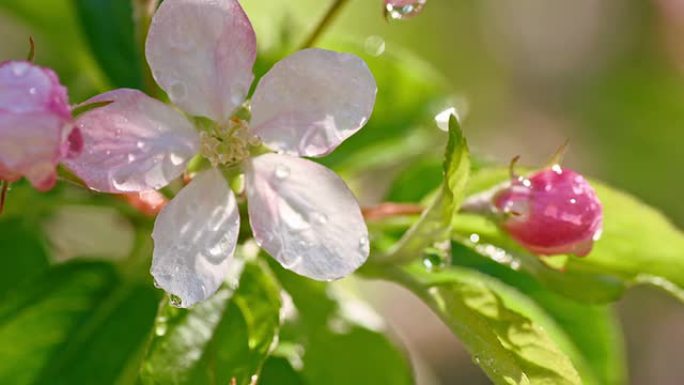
0, 61, 80, 191
493, 166, 603, 257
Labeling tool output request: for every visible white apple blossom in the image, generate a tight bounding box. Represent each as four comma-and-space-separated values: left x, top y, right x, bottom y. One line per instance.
65, 0, 376, 307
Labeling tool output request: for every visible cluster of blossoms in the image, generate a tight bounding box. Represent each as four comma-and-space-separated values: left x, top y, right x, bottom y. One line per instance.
0, 0, 602, 307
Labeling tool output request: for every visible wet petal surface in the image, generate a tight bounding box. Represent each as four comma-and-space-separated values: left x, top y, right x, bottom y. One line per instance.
250, 49, 376, 157
65, 89, 199, 193
146, 0, 256, 121
245, 153, 369, 280
151, 168, 240, 307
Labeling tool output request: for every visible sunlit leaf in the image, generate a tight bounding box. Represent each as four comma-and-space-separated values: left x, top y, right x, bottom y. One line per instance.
451, 242, 626, 385
269, 261, 414, 385
139, 262, 281, 385
385, 264, 583, 385
382, 111, 469, 263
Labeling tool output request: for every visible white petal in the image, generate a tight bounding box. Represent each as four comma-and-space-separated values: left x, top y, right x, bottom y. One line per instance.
146, 0, 256, 121
250, 49, 377, 157
65, 89, 199, 193
245, 154, 369, 280
151, 169, 240, 308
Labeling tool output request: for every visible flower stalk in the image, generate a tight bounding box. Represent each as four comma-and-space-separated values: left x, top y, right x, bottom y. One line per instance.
301, 0, 352, 49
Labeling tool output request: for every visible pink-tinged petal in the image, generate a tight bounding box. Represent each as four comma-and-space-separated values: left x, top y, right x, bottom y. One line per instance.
250, 49, 377, 157
65, 89, 200, 193
151, 168, 240, 307
245, 154, 369, 280
0, 61, 73, 190
0, 61, 71, 120
146, 0, 256, 121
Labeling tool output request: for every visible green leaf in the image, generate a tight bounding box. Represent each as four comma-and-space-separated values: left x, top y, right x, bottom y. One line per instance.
139, 262, 281, 385
443, 114, 470, 225
0, 261, 159, 385
385, 264, 583, 385
0, 218, 49, 298
73, 0, 143, 88
456, 168, 684, 302
381, 111, 470, 264
451, 242, 626, 385
259, 356, 307, 385
269, 261, 414, 385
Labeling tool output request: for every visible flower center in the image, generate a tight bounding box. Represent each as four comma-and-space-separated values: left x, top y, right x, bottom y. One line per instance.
199, 118, 260, 168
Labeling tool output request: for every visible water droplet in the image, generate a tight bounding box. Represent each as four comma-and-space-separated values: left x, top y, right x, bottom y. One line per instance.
169, 294, 183, 307
469, 233, 480, 243
434, 107, 459, 131
127, 154, 136, 163
169, 153, 184, 166
358, 236, 369, 253
136, 141, 146, 149
11, 63, 29, 77
105, 150, 112, 156
311, 212, 328, 225
275, 165, 290, 180
422, 252, 446, 272
385, 0, 427, 20
169, 82, 187, 101
364, 36, 386, 57
155, 322, 168, 336
422, 241, 451, 272
28, 87, 37, 95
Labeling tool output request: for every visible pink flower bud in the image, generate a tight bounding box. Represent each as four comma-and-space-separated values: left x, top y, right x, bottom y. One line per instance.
493, 166, 603, 257
0, 61, 80, 191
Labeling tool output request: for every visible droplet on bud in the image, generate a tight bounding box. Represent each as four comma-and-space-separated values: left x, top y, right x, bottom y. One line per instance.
493, 166, 603, 257
384, 0, 427, 20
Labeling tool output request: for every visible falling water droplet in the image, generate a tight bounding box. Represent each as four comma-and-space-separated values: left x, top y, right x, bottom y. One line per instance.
364, 36, 386, 57
275, 165, 290, 180
385, 0, 427, 20
169, 294, 183, 307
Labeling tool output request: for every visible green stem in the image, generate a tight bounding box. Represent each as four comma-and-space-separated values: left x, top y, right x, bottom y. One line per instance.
0, 181, 8, 215
300, 0, 351, 49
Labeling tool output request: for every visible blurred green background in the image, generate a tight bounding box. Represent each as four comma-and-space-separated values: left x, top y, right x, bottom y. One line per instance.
1, 0, 682, 383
